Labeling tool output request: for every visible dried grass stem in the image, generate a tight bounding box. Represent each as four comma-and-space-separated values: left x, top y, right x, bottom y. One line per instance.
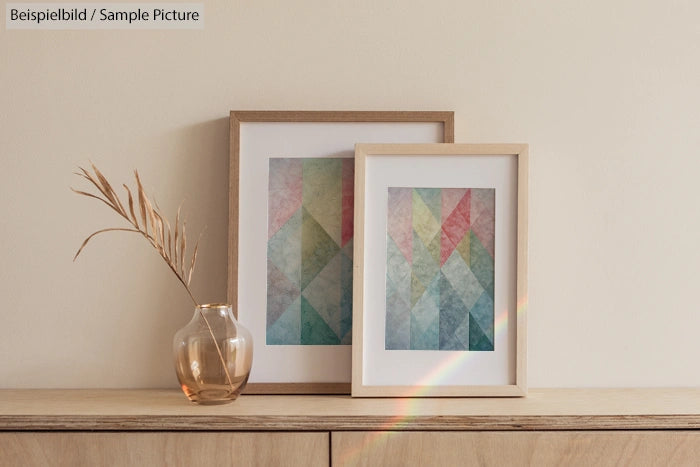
72, 163, 201, 306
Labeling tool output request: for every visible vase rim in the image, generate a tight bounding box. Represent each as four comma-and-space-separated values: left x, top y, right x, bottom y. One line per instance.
197, 303, 231, 310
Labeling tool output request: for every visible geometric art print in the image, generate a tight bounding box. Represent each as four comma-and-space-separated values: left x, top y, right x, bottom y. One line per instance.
266, 158, 353, 345
385, 187, 495, 351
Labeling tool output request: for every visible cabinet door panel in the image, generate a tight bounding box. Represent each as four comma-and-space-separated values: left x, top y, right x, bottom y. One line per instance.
332, 431, 700, 466
0, 432, 328, 467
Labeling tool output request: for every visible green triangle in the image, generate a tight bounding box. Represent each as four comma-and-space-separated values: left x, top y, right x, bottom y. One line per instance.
301, 207, 340, 290
469, 313, 493, 351
428, 230, 441, 265
412, 230, 439, 287
411, 271, 426, 307
301, 296, 340, 345
469, 230, 494, 299
415, 188, 442, 222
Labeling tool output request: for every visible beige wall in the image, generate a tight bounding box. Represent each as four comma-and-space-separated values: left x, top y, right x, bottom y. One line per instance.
1, 0, 699, 388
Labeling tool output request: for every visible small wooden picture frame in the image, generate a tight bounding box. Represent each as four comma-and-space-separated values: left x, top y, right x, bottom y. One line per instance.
352, 143, 528, 397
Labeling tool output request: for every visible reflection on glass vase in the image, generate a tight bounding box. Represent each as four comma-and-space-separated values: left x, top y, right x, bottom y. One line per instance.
173, 303, 253, 405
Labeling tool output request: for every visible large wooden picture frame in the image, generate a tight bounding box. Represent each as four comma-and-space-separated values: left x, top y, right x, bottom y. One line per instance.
229, 111, 454, 394
352, 143, 528, 397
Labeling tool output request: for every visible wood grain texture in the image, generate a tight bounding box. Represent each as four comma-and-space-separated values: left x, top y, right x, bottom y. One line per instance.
332, 431, 700, 467
516, 145, 529, 392
227, 112, 241, 317
0, 432, 328, 467
227, 110, 455, 395
1, 389, 699, 431
352, 144, 528, 397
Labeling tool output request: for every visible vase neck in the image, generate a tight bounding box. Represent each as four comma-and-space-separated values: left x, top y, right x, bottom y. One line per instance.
196, 303, 234, 319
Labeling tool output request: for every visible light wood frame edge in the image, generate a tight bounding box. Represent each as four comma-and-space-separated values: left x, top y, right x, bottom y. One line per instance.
228, 111, 455, 395
352, 143, 528, 398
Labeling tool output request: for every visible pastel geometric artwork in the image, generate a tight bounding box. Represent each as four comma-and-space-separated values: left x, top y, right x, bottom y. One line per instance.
266, 158, 354, 345
385, 187, 495, 351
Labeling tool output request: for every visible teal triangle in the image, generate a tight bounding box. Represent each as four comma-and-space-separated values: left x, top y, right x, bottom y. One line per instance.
470, 291, 494, 345
438, 272, 469, 350
301, 296, 340, 345
301, 207, 340, 290
385, 293, 411, 350
267, 296, 301, 345
469, 313, 493, 351
411, 315, 439, 350
469, 230, 494, 299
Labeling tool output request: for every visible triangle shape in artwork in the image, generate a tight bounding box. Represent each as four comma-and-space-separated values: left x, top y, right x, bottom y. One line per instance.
302, 159, 343, 245
441, 249, 484, 312
412, 190, 441, 247
454, 314, 470, 350
411, 315, 439, 350
438, 272, 469, 351
471, 205, 495, 259
268, 158, 303, 239
412, 230, 439, 289
470, 188, 495, 226
302, 250, 342, 339
385, 292, 411, 350
387, 187, 413, 263
301, 207, 340, 290
441, 190, 471, 265
300, 296, 340, 345
469, 231, 494, 300
386, 235, 411, 303
410, 274, 440, 350
441, 188, 468, 221
469, 313, 493, 351
455, 230, 470, 265
267, 259, 301, 328
470, 291, 495, 344
411, 271, 427, 307
267, 208, 303, 288
266, 296, 301, 345
415, 188, 442, 222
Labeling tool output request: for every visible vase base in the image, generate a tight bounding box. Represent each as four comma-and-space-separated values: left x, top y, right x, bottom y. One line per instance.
190, 395, 237, 405
180, 377, 249, 405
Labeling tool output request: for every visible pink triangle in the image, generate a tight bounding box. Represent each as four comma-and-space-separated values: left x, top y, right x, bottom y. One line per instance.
268, 159, 303, 239
441, 188, 468, 222
440, 229, 458, 266
441, 189, 471, 265
471, 189, 495, 257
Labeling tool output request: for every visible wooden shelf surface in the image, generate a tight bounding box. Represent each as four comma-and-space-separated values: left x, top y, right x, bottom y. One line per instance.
1, 388, 699, 432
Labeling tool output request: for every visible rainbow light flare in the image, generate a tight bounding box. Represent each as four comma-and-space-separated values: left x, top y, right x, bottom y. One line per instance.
336, 296, 527, 466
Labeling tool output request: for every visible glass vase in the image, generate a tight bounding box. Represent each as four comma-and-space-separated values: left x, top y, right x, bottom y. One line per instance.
173, 303, 253, 405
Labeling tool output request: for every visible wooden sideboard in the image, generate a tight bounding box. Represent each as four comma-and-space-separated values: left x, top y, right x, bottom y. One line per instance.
1, 388, 699, 466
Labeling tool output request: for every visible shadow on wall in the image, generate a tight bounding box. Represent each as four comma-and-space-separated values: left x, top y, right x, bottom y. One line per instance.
165, 116, 232, 307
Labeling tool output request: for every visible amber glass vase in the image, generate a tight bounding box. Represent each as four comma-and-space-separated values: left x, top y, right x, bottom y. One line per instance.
173, 303, 253, 405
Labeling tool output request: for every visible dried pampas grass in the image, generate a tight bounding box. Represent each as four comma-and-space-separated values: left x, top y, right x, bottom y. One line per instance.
72, 163, 201, 306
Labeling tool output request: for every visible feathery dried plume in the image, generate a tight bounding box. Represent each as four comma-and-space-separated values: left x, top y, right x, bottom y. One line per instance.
72, 163, 201, 306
